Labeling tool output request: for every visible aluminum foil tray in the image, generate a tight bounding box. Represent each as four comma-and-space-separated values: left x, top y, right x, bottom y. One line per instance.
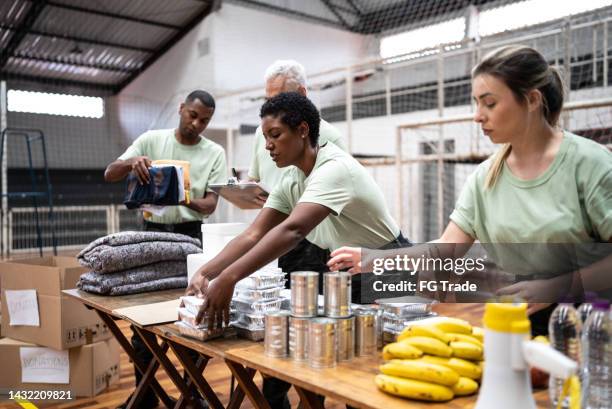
233, 286, 283, 302
232, 298, 283, 314
231, 321, 265, 341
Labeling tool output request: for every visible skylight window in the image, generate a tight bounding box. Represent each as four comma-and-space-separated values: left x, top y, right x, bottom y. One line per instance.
478, 0, 612, 37
380, 18, 466, 60
7, 90, 104, 118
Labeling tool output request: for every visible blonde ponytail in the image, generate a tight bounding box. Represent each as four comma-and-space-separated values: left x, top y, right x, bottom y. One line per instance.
484, 144, 512, 189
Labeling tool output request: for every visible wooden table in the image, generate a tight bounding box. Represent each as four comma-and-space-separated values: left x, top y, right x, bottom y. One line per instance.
63, 289, 254, 409
223, 303, 552, 409
64, 289, 552, 409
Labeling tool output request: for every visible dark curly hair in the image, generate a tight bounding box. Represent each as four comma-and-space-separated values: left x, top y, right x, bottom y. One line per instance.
260, 92, 320, 147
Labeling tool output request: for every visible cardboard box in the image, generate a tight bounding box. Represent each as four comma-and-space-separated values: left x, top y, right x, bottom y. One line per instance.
0, 337, 120, 398
1, 256, 111, 349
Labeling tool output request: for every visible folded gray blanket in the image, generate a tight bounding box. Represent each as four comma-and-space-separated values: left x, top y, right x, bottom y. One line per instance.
79, 276, 187, 296
78, 231, 201, 273
78, 260, 186, 292
79, 231, 201, 257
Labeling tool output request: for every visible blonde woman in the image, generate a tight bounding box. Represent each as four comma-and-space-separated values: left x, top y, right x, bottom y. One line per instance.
328, 45, 612, 333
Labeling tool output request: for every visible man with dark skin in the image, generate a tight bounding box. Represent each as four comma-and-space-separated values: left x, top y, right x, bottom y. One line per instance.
105, 90, 226, 409
105, 90, 225, 222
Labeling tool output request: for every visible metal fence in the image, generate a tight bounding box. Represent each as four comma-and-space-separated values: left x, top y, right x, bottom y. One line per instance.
8, 205, 142, 254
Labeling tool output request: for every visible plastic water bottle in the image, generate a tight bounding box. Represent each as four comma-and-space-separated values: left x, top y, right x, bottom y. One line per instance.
577, 302, 594, 327
581, 300, 611, 409
577, 292, 598, 329
548, 303, 581, 408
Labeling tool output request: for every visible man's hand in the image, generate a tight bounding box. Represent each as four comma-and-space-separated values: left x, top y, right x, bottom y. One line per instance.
252, 192, 268, 208
129, 156, 152, 184
328, 246, 362, 274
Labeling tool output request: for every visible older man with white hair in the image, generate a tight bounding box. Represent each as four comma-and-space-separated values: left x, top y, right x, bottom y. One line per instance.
249, 59, 346, 188
248, 60, 346, 409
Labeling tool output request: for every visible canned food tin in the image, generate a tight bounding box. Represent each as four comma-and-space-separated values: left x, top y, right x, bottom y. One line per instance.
264, 311, 290, 358
335, 316, 355, 361
291, 272, 319, 317
289, 316, 310, 361
355, 309, 377, 356
308, 318, 337, 368
323, 272, 352, 318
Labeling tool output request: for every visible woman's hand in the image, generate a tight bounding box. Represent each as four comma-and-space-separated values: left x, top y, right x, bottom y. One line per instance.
197, 275, 234, 330
327, 247, 362, 274
185, 267, 234, 329
496, 276, 568, 315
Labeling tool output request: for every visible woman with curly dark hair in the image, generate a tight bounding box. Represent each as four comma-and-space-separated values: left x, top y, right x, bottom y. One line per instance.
187, 92, 407, 328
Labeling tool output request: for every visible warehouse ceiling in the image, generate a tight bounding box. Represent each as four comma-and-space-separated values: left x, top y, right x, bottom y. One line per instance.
0, 0, 501, 94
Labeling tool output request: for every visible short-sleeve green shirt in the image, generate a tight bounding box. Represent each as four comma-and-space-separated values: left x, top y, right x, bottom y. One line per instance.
264, 143, 400, 250
450, 132, 611, 243
248, 119, 346, 190
450, 132, 611, 276
118, 129, 227, 224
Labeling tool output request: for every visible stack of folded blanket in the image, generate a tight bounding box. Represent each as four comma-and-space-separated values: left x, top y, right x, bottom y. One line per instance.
77, 231, 201, 296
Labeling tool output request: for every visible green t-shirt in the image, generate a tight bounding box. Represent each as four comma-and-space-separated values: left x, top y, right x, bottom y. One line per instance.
248, 119, 346, 190
450, 132, 612, 275
118, 129, 227, 224
264, 143, 400, 250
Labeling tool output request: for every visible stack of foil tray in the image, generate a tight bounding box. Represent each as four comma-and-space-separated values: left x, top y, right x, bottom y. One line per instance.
231, 267, 287, 341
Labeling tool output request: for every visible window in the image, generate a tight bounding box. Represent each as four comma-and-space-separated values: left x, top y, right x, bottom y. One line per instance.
380, 18, 466, 61
479, 0, 612, 37
7, 90, 104, 118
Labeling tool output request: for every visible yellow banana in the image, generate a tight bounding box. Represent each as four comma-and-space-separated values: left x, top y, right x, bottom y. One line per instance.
450, 341, 483, 360
420, 355, 482, 380
451, 377, 479, 396
382, 347, 394, 361
380, 360, 460, 386
384, 342, 424, 359
375, 374, 455, 402
472, 326, 484, 342
429, 317, 473, 334
446, 332, 483, 348
403, 336, 453, 357
533, 335, 549, 344
398, 324, 450, 344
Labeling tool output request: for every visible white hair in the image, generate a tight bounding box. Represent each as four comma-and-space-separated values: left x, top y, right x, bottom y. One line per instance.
264, 60, 307, 87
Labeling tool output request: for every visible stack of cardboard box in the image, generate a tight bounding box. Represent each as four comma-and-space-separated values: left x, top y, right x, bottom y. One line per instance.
0, 256, 120, 398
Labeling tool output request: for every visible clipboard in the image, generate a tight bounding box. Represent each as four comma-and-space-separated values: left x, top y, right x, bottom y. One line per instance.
209, 180, 270, 209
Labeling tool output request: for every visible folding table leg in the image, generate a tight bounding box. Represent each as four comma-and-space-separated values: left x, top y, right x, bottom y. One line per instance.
295, 386, 325, 409
95, 310, 174, 408
168, 340, 224, 409
174, 356, 207, 409
127, 341, 169, 409
133, 327, 197, 407
226, 367, 255, 409
225, 360, 271, 409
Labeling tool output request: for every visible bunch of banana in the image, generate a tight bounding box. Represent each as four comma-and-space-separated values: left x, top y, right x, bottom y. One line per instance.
375, 317, 484, 401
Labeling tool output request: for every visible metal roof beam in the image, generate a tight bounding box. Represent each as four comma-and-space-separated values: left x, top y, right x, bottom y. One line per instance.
320, 0, 351, 29
0, 23, 155, 53
12, 53, 135, 74
230, 0, 345, 30
0, 0, 47, 69
46, 1, 182, 30
115, 0, 215, 93
344, 0, 363, 17
324, 1, 360, 16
